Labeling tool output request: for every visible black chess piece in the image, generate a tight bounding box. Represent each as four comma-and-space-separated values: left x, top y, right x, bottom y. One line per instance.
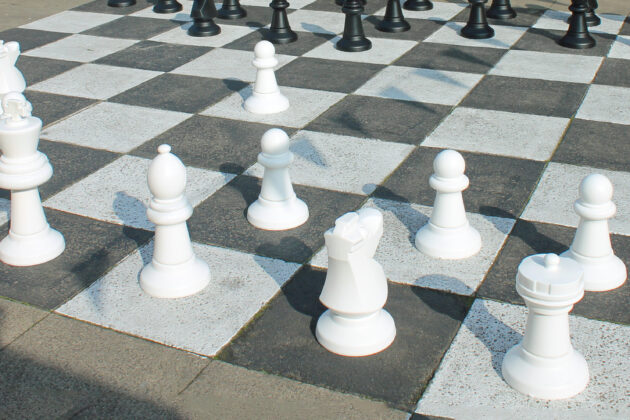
337, 0, 371, 52
377, 0, 411, 33
188, 0, 221, 36
559, 0, 595, 49
153, 0, 183, 14
108, 0, 136, 7
461, 0, 494, 39
403, 0, 433, 11
336, 0, 366, 6
268, 0, 298, 44
218, 0, 247, 19
487, 0, 516, 20
584, 0, 601, 26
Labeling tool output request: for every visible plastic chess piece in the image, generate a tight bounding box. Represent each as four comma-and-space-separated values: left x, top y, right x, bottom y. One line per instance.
336, 0, 366, 5
218, 0, 247, 19
0, 41, 26, 116
108, 0, 136, 7
268, 0, 298, 44
487, 0, 517, 20
461, 0, 495, 39
415, 150, 481, 259
584, 0, 601, 27
188, 0, 221, 37
0, 93, 65, 266
403, 0, 433, 11
244, 41, 289, 115
247, 128, 308, 231
559, 0, 595, 49
377, 0, 411, 33
316, 209, 396, 357
502, 253, 589, 400
561, 174, 627, 292
153, 0, 183, 14
139, 144, 210, 298
337, 0, 372, 52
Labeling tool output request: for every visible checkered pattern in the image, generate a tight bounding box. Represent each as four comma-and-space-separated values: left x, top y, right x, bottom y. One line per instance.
1, 0, 629, 417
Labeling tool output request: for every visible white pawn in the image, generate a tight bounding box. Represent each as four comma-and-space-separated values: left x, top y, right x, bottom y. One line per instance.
243, 40, 289, 115
561, 174, 626, 292
0, 41, 26, 116
415, 149, 481, 259
247, 128, 308, 230
0, 93, 65, 266
316, 208, 396, 357
139, 144, 210, 299
502, 253, 589, 400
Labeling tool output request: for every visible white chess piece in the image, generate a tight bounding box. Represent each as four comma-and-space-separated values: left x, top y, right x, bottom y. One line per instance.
415, 149, 481, 259
139, 144, 210, 298
0, 41, 26, 116
316, 208, 396, 357
0, 92, 65, 266
243, 40, 289, 115
247, 128, 308, 230
561, 174, 626, 292
502, 253, 589, 400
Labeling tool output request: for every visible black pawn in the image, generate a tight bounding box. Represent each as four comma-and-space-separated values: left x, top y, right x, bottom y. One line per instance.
584, 0, 601, 26
268, 0, 298, 44
337, 0, 371, 52
377, 0, 411, 33
153, 0, 183, 14
403, 0, 433, 11
108, 0, 136, 7
559, 0, 595, 49
218, 0, 247, 20
461, 0, 494, 39
188, 0, 221, 37
336, 0, 366, 6
487, 0, 516, 20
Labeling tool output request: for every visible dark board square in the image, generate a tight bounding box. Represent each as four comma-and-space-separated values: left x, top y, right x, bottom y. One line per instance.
215, 5, 271, 28
275, 57, 385, 93
306, 95, 451, 145
109, 73, 247, 113
362, 17, 445, 42
17, 56, 80, 85
131, 115, 296, 174
453, 6, 547, 27
218, 266, 472, 411
374, 146, 544, 218
72, 0, 152, 14
513, 28, 616, 56
303, 0, 383, 14
478, 219, 630, 325
396, 41, 507, 74
0, 209, 152, 310
224, 28, 333, 56
0, 28, 69, 52
460, 75, 588, 118
96, 40, 211, 72
621, 16, 630, 36
594, 58, 630, 88
552, 119, 630, 172
188, 175, 365, 263
82, 16, 180, 39
24, 91, 96, 127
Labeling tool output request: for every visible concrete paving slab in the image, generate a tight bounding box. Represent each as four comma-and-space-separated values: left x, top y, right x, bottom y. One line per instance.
0, 0, 93, 31
0, 298, 48, 349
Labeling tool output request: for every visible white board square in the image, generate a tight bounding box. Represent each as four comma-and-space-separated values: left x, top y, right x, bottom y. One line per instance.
149, 22, 255, 47
374, 1, 467, 21
422, 107, 570, 161
608, 35, 630, 59
576, 84, 630, 125
424, 22, 528, 49
41, 102, 191, 153
130, 1, 194, 21
303, 36, 417, 65
281, 9, 347, 34
23, 34, 138, 63
56, 242, 301, 356
533, 10, 625, 35
20, 11, 122, 33
44, 155, 233, 230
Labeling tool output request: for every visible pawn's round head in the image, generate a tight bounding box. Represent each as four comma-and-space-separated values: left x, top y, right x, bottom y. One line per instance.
261, 128, 289, 155
254, 40, 275, 60
147, 144, 187, 200
433, 149, 465, 179
580, 173, 613, 205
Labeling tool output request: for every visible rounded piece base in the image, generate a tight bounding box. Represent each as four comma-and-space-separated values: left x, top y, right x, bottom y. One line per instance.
558, 34, 595, 49
108, 0, 136, 7
415, 222, 481, 259
140, 256, 210, 299
585, 14, 601, 27
376, 20, 411, 33
188, 21, 221, 37
336, 37, 372, 52
461, 25, 495, 39
316, 309, 396, 357
218, 8, 247, 20
403, 0, 433, 11
0, 227, 65, 266
561, 250, 626, 292
247, 197, 308, 231
153, 3, 183, 13
502, 344, 589, 400
244, 91, 289, 115
487, 6, 517, 20
267, 30, 298, 44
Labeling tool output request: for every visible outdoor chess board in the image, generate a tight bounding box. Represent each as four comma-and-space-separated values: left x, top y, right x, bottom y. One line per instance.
0, 0, 629, 417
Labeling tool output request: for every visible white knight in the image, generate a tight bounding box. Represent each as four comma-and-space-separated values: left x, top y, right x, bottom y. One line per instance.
0, 41, 26, 115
